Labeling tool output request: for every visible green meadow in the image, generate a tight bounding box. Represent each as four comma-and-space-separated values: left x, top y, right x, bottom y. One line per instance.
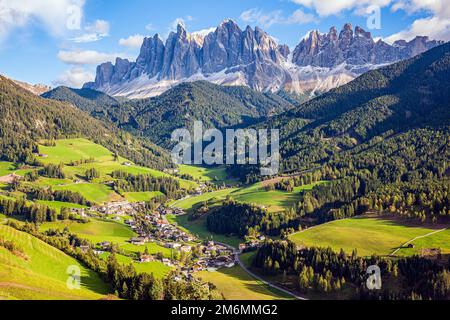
35, 200, 88, 213
99, 253, 171, 279
0, 162, 16, 176
169, 182, 327, 248
123, 191, 164, 203
289, 216, 450, 257
179, 165, 233, 184
38, 138, 113, 164
40, 218, 135, 246
196, 266, 293, 300
0, 225, 109, 300
40, 218, 172, 258
171, 182, 326, 214
167, 214, 241, 248
52, 183, 120, 204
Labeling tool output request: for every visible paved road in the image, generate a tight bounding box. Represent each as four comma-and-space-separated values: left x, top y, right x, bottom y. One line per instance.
215, 242, 308, 301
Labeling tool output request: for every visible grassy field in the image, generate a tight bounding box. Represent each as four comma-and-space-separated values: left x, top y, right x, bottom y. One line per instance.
289, 216, 450, 257
37, 138, 197, 192
53, 183, 120, 204
123, 191, 164, 203
170, 188, 237, 212
40, 219, 172, 257
99, 253, 171, 279
196, 266, 293, 300
36, 201, 88, 213
40, 219, 135, 246
0, 225, 110, 300
395, 228, 450, 257
169, 182, 327, 248
179, 165, 233, 184
0, 162, 16, 176
38, 138, 113, 164
172, 182, 326, 214
167, 214, 241, 248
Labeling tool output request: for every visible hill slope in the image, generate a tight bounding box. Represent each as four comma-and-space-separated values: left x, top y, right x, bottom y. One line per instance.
0, 225, 109, 300
42, 86, 119, 114
0, 75, 171, 170
44, 81, 298, 147
263, 42, 450, 172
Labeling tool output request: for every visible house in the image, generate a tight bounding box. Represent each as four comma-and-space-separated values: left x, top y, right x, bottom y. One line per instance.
98, 241, 111, 249
140, 254, 153, 263
79, 245, 90, 252
165, 242, 181, 249
162, 258, 172, 266
130, 237, 146, 246
180, 245, 192, 253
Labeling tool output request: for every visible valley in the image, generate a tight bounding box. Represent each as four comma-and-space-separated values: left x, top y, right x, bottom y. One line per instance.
0, 26, 449, 302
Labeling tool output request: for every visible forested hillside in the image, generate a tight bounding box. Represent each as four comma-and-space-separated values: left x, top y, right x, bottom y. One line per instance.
268, 42, 450, 172
42, 86, 120, 113
224, 42, 450, 230
0, 75, 172, 170
44, 81, 298, 147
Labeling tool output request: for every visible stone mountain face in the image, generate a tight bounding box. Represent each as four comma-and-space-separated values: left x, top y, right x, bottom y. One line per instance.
292, 23, 442, 68
84, 20, 442, 99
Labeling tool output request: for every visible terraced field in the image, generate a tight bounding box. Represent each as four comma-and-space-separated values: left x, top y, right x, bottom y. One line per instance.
0, 225, 110, 300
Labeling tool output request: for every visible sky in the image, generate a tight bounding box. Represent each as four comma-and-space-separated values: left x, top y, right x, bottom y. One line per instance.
0, 0, 449, 88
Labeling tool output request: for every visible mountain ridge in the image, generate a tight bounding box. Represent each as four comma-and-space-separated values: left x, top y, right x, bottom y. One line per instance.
84, 19, 442, 99
0, 74, 171, 170
44, 81, 301, 148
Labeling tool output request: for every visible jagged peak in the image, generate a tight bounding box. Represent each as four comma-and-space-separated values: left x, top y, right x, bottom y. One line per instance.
219, 18, 238, 27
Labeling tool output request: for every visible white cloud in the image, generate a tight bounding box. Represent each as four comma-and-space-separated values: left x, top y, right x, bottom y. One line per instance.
119, 34, 145, 48
58, 50, 128, 65
291, 0, 450, 42
70, 19, 110, 43
192, 27, 216, 37
145, 23, 154, 31
0, 0, 85, 42
286, 9, 317, 24
291, 0, 392, 17
385, 16, 450, 43
54, 67, 94, 88
240, 8, 315, 28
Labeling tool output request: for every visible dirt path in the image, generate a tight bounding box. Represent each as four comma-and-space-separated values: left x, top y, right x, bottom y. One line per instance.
389, 228, 448, 256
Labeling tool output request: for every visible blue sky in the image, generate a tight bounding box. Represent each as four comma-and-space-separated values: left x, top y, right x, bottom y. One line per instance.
0, 0, 448, 88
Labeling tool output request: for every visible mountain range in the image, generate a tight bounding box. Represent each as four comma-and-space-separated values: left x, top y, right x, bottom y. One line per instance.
84, 19, 442, 99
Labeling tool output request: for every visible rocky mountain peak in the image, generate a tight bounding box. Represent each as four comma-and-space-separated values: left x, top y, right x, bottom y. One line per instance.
292, 23, 441, 68
84, 20, 443, 99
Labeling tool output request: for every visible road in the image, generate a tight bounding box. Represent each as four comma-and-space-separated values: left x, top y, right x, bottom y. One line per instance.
215, 242, 308, 301
389, 228, 448, 256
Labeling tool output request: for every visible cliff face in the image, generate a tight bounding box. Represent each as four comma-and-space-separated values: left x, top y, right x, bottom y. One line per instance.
84, 20, 442, 99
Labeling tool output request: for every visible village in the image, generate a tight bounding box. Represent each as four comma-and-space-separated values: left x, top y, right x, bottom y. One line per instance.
80, 200, 239, 278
